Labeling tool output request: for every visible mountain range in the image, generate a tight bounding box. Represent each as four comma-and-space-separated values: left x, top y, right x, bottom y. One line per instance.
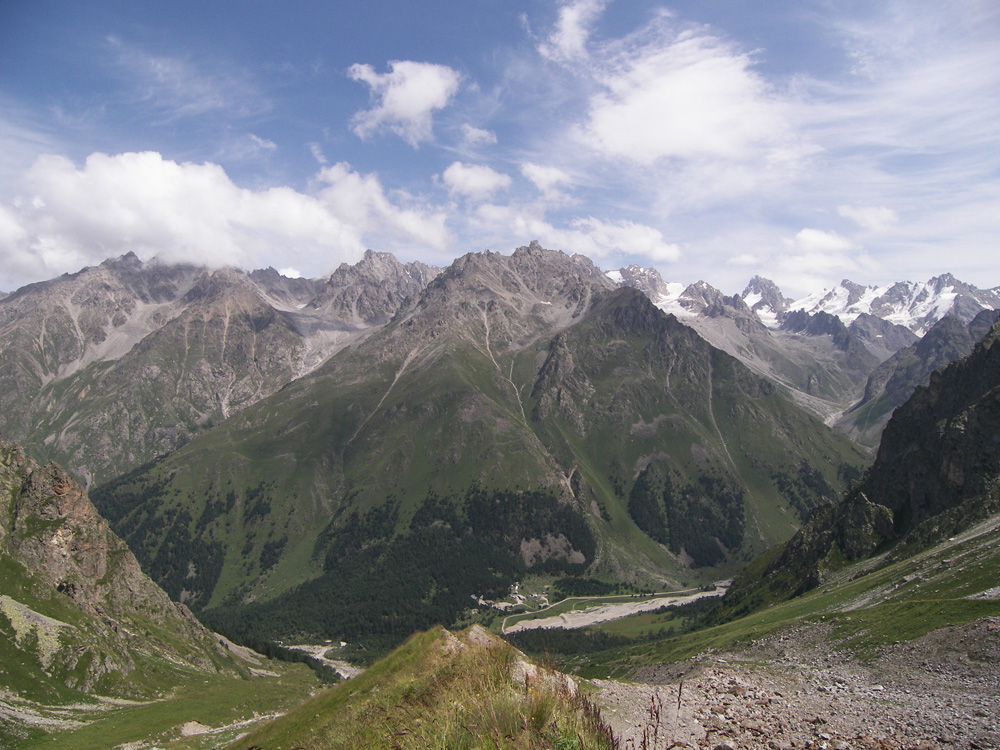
0, 249, 438, 486
3, 243, 1000, 747
86, 244, 865, 649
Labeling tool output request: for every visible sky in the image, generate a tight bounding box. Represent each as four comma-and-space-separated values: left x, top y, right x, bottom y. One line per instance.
1, 0, 998, 298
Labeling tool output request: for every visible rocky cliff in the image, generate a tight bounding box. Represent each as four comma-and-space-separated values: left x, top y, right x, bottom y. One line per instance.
0, 438, 249, 698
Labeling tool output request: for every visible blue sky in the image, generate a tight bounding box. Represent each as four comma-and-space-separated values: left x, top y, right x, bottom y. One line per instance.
1, 0, 998, 297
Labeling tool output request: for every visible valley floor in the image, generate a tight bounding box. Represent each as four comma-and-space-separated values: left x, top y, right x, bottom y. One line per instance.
593, 618, 1000, 750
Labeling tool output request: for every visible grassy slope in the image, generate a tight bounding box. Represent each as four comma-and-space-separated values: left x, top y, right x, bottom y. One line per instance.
231, 626, 615, 750
13, 664, 319, 750
533, 510, 1000, 678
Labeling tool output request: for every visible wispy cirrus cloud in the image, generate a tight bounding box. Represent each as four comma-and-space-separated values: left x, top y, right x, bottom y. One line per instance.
105, 36, 269, 122
539, 0, 608, 62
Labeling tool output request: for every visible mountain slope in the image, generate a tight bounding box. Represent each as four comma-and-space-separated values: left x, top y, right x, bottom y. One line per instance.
91, 244, 867, 650
837, 310, 1000, 446
0, 251, 439, 485
615, 270, 892, 423
719, 315, 1000, 617
0, 438, 260, 748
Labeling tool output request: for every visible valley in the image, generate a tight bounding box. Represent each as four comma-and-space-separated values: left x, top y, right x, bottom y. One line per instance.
2, 246, 999, 749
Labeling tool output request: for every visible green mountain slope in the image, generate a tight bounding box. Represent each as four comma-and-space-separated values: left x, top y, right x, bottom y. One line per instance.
837, 309, 1000, 446
0, 438, 265, 746
231, 624, 615, 750
91, 245, 867, 649
718, 316, 1000, 620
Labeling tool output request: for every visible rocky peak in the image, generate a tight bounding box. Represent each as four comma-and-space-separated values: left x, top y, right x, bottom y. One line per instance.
681, 281, 725, 310
741, 276, 790, 315
611, 264, 674, 299
312, 249, 441, 325
415, 243, 614, 319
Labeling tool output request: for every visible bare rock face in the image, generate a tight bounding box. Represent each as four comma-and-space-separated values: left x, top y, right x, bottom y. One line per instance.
0, 439, 246, 696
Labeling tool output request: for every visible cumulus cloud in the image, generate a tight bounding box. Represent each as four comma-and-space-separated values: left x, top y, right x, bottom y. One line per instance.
837, 204, 899, 232
471, 202, 677, 264
579, 31, 789, 164
315, 162, 450, 251
539, 0, 608, 62
441, 162, 511, 200
770, 228, 875, 296
461, 124, 497, 145
573, 216, 680, 261
520, 162, 572, 198
0, 151, 449, 291
349, 60, 462, 146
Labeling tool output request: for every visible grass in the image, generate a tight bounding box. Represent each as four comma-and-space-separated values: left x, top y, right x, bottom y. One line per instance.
230, 626, 617, 750
17, 662, 319, 750
528, 511, 1000, 677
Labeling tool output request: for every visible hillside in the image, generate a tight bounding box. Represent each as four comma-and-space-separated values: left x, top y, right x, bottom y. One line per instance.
90, 244, 866, 653
0, 250, 438, 486
616, 270, 914, 425
0, 438, 269, 746
717, 315, 1000, 620
232, 624, 614, 750
836, 309, 1000, 446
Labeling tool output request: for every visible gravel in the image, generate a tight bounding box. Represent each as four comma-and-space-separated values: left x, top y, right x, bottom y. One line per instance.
593, 617, 1000, 750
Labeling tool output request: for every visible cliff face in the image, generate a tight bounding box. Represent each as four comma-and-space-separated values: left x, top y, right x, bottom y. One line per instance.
0, 439, 248, 697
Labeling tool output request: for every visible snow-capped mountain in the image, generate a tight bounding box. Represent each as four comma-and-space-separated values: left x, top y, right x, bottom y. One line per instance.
609, 267, 1000, 337
781, 274, 1000, 336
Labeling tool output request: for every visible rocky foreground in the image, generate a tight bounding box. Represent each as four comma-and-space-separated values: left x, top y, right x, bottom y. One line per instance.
594, 619, 1000, 750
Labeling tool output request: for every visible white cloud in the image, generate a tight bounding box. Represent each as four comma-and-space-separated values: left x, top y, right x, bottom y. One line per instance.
0, 151, 450, 291
349, 60, 462, 146
441, 162, 511, 200
471, 203, 677, 265
520, 163, 572, 197
579, 31, 789, 164
769, 228, 876, 296
837, 204, 899, 232
539, 0, 608, 62
309, 142, 328, 165
726, 253, 759, 266
315, 162, 450, 251
278, 267, 301, 278
573, 217, 680, 261
461, 124, 497, 145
